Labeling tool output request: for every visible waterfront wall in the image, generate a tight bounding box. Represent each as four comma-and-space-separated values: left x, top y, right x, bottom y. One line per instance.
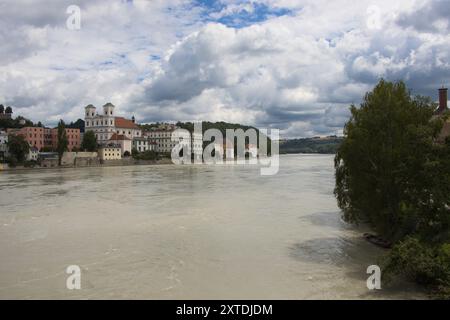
61, 152, 99, 167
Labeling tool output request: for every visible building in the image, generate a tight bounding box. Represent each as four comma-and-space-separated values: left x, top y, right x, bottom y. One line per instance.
0, 105, 12, 120
0, 130, 7, 145
245, 143, 258, 158
27, 147, 39, 161
7, 127, 80, 151
84, 103, 142, 145
435, 87, 450, 142
145, 124, 202, 157
108, 133, 132, 155
435, 87, 449, 115
144, 124, 178, 153
50, 128, 81, 151
9, 127, 48, 150
99, 145, 122, 160
132, 137, 156, 153
191, 131, 203, 160
224, 139, 234, 159
38, 152, 59, 168
0, 131, 8, 161
209, 138, 234, 159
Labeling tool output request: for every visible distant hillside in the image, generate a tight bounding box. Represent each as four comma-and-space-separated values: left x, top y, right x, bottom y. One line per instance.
280, 136, 343, 154
175, 121, 256, 135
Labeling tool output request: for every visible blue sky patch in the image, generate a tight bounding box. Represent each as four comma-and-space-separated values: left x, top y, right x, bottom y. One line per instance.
193, 1, 294, 28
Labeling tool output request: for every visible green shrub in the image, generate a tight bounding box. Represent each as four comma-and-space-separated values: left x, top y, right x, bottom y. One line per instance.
24, 160, 37, 168
134, 150, 158, 161
6, 155, 18, 167
383, 237, 450, 298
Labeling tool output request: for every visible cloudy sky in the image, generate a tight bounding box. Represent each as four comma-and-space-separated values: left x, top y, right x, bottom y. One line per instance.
0, 0, 449, 137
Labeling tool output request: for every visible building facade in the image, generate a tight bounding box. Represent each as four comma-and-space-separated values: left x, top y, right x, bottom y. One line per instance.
109, 133, 132, 155
7, 127, 80, 151
99, 146, 122, 160
27, 147, 39, 161
132, 137, 156, 153
435, 87, 449, 142
50, 128, 81, 151
84, 103, 142, 145
145, 124, 203, 157
0, 131, 8, 161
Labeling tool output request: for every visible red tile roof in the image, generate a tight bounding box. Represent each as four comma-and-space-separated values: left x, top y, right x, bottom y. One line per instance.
109, 133, 131, 141
115, 117, 139, 129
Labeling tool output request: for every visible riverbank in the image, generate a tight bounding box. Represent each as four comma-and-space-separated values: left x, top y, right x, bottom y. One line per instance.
0, 158, 174, 172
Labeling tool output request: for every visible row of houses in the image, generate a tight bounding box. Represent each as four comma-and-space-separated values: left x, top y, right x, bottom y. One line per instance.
85, 103, 203, 160
0, 103, 204, 162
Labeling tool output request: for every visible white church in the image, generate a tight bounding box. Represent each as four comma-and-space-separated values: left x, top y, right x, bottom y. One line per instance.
84, 103, 142, 145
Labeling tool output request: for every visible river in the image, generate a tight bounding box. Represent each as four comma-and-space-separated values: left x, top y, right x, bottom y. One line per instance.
0, 154, 424, 299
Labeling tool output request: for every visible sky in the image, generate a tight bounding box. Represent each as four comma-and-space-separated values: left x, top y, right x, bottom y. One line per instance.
0, 0, 449, 138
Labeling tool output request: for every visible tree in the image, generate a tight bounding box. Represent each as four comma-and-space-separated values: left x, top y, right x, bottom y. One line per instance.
7, 134, 30, 164
134, 150, 158, 161
57, 120, 68, 165
67, 119, 85, 132
335, 79, 450, 296
81, 131, 97, 152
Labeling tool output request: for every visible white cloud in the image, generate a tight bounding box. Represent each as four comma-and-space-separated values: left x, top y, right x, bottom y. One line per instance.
0, 0, 449, 138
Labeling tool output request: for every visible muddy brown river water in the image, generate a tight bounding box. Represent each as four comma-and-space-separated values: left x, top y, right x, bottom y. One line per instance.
0, 154, 424, 299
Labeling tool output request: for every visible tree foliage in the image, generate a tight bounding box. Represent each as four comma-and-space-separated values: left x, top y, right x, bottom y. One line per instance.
280, 137, 342, 154
81, 130, 97, 152
57, 120, 68, 165
7, 134, 30, 163
334, 79, 450, 296
133, 149, 158, 161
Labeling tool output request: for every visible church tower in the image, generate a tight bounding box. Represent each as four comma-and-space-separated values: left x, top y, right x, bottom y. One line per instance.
103, 102, 115, 140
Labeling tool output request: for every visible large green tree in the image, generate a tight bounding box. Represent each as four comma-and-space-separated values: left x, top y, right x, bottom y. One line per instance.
335, 79, 450, 296
7, 134, 30, 163
57, 120, 68, 165
335, 80, 444, 239
81, 130, 97, 152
